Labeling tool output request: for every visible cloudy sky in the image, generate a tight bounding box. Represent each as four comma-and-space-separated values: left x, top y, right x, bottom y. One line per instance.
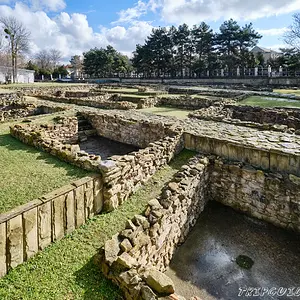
0, 0, 298, 61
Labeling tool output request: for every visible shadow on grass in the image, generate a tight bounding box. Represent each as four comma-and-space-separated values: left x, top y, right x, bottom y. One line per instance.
74, 255, 123, 300
0, 132, 89, 178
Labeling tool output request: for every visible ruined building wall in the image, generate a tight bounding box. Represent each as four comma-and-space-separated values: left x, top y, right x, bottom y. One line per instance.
98, 156, 210, 299
209, 160, 300, 232
81, 111, 180, 148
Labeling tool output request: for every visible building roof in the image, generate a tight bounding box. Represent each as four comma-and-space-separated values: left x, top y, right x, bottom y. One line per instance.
251, 46, 281, 54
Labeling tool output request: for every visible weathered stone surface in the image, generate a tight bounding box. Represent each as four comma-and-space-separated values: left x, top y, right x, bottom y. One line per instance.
141, 285, 158, 300
146, 269, 175, 295
104, 235, 120, 265
120, 239, 133, 252
52, 195, 65, 241
66, 190, 75, 234
85, 182, 94, 219
93, 177, 103, 214
116, 252, 137, 269
7, 215, 23, 269
74, 185, 85, 227
38, 202, 52, 250
0, 222, 6, 277
23, 207, 38, 259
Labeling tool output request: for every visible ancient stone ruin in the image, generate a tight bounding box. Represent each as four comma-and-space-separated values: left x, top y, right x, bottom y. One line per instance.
1, 84, 300, 299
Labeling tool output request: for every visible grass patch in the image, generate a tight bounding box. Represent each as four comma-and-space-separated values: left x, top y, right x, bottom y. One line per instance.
98, 89, 139, 94
140, 106, 190, 119
0, 121, 89, 213
120, 94, 150, 99
0, 149, 196, 300
274, 89, 300, 96
239, 96, 300, 108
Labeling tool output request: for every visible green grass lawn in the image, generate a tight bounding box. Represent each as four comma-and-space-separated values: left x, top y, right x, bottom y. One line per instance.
239, 96, 300, 108
0, 121, 89, 213
99, 88, 139, 94
274, 89, 300, 96
0, 150, 196, 300
141, 106, 191, 119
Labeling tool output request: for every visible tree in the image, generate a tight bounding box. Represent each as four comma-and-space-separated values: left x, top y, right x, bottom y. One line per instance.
216, 19, 261, 75
173, 24, 192, 77
35, 49, 62, 80
284, 13, 300, 50
70, 55, 83, 78
191, 22, 215, 75
83, 46, 131, 78
53, 65, 68, 79
0, 16, 31, 83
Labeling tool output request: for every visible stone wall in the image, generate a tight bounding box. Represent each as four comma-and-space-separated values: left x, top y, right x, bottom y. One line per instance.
209, 159, 300, 232
0, 93, 65, 122
190, 104, 300, 133
10, 118, 102, 172
184, 132, 300, 176
99, 134, 184, 212
4, 84, 96, 96
81, 111, 182, 148
98, 155, 210, 299
158, 95, 233, 110
0, 175, 103, 278
37, 95, 137, 110
11, 113, 185, 212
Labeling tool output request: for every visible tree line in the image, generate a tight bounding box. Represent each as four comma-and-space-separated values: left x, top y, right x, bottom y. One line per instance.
2, 14, 300, 81
131, 20, 262, 77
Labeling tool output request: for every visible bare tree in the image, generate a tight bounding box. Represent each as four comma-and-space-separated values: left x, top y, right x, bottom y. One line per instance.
70, 55, 83, 78
0, 16, 31, 83
35, 49, 51, 69
35, 48, 62, 80
284, 13, 300, 50
49, 49, 62, 68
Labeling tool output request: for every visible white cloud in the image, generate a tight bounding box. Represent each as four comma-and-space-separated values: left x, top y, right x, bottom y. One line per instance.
0, 2, 153, 61
30, 0, 66, 12
258, 27, 289, 37
113, 0, 148, 24
147, 0, 300, 24
265, 44, 290, 52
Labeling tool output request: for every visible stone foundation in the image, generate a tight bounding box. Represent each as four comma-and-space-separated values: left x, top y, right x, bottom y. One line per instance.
0, 175, 103, 278
0, 92, 66, 122
190, 104, 300, 133
98, 155, 210, 299
11, 113, 184, 211
209, 159, 300, 232
98, 155, 300, 299
37, 95, 137, 110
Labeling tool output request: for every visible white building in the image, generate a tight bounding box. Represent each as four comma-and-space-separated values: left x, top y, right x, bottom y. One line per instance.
0, 66, 35, 84
250, 46, 282, 62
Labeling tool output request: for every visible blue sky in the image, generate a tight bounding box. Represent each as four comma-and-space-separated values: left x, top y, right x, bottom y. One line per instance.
0, 0, 299, 59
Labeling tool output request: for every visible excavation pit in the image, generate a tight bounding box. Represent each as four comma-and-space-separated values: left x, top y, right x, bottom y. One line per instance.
165, 202, 300, 300
79, 136, 139, 160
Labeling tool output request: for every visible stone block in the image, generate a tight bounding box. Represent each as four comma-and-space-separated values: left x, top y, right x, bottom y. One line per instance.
66, 190, 75, 234
52, 195, 65, 241
94, 177, 103, 214
75, 185, 85, 227
0, 222, 6, 277
146, 269, 175, 295
23, 207, 38, 260
38, 201, 52, 250
7, 215, 23, 269
85, 182, 94, 219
